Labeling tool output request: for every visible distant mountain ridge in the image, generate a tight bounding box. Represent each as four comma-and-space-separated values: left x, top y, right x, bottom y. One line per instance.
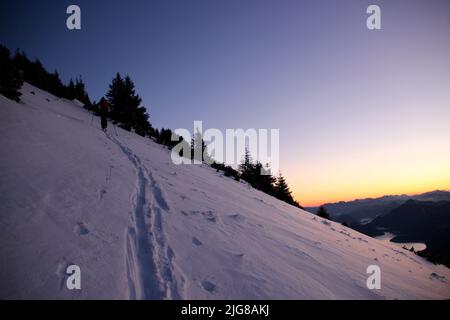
353, 200, 450, 267
305, 190, 450, 224
307, 191, 450, 268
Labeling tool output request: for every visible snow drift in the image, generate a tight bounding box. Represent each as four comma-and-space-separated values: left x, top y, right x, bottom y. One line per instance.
1, 84, 449, 299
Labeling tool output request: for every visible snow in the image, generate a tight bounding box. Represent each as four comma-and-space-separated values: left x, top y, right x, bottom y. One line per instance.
1, 83, 450, 299
71, 99, 84, 108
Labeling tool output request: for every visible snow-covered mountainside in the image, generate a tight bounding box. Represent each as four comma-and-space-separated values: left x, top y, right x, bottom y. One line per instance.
1, 84, 449, 299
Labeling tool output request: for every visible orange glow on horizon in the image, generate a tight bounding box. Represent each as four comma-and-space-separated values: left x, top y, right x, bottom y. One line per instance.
286, 138, 450, 208
297, 186, 450, 207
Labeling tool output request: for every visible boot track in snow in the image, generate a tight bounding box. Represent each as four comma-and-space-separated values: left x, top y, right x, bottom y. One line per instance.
106, 132, 182, 299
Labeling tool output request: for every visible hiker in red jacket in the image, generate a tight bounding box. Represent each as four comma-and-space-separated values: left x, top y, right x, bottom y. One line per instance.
99, 97, 109, 131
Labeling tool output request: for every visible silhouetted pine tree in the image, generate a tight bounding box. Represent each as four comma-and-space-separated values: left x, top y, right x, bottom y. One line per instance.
0, 45, 23, 101
121, 75, 142, 130
106, 73, 125, 123
237, 149, 303, 206
74, 77, 92, 108
239, 148, 256, 184
254, 162, 276, 195
191, 129, 212, 163
274, 173, 294, 203
133, 105, 152, 136
106, 73, 152, 136
50, 70, 65, 97
317, 206, 331, 220
65, 79, 77, 100
74, 77, 85, 99
156, 128, 189, 157
157, 128, 172, 145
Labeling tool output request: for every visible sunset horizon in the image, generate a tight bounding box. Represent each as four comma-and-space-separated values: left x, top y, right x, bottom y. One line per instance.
298, 187, 450, 208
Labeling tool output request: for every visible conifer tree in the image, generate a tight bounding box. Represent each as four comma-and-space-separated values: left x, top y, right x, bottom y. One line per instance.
191, 129, 212, 163
317, 206, 331, 220
255, 162, 276, 195
50, 70, 65, 97
274, 173, 294, 203
106, 73, 152, 135
239, 148, 256, 184
74, 77, 90, 104
66, 78, 76, 100
0, 45, 23, 102
106, 73, 125, 123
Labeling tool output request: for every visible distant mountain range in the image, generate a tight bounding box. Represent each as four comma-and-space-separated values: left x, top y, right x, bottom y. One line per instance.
305, 191, 450, 268
353, 200, 450, 267
305, 190, 450, 224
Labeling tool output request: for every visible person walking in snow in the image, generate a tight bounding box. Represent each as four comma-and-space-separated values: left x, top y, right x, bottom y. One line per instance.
99, 97, 109, 131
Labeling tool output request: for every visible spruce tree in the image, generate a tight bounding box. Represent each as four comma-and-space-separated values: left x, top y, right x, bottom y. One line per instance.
191, 129, 212, 163
106, 73, 125, 124
65, 79, 76, 100
0, 45, 23, 102
239, 148, 256, 184
122, 75, 142, 130
50, 70, 65, 97
74, 77, 90, 105
274, 173, 294, 203
256, 163, 276, 195
106, 73, 152, 135
133, 105, 152, 136
317, 206, 331, 220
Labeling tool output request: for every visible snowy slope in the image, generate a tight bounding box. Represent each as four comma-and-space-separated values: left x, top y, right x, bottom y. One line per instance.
1, 84, 449, 299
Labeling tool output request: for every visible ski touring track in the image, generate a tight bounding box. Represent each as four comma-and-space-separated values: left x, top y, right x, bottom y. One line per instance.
105, 131, 184, 300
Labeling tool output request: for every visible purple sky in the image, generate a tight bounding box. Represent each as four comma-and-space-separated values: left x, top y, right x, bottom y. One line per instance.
1, 0, 449, 205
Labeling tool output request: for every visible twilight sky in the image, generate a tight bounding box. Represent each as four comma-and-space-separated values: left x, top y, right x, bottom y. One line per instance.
1, 0, 449, 206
